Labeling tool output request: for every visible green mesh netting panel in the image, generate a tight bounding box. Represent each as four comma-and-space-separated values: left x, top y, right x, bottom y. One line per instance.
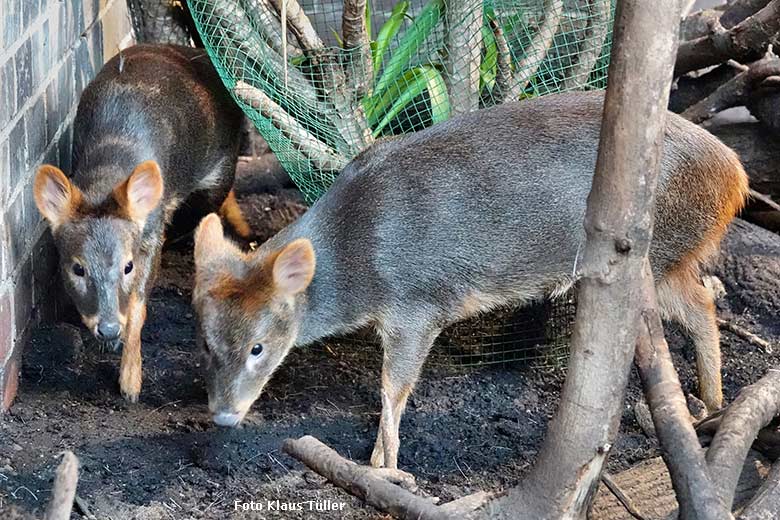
187, 0, 615, 204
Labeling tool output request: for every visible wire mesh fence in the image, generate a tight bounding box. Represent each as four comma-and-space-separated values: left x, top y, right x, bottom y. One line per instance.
181, 0, 614, 368
187, 0, 615, 202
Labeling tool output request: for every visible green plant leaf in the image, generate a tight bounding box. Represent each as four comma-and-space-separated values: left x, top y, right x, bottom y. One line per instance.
371, 0, 443, 97
371, 1, 410, 78
371, 65, 449, 136
330, 27, 344, 47
480, 24, 497, 91
366, 0, 373, 41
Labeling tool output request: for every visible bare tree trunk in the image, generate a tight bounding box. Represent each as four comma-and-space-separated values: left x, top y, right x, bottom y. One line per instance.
483, 1, 682, 517
445, 0, 484, 115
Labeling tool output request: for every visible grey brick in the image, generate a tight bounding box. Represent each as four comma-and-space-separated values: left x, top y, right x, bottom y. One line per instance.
14, 39, 33, 112
43, 139, 58, 168
45, 79, 58, 140
74, 38, 96, 98
22, 181, 42, 244
21, 0, 40, 30
26, 97, 46, 165
0, 60, 14, 130
5, 192, 26, 274
87, 23, 103, 78
66, 0, 85, 42
83, 0, 101, 31
13, 255, 33, 335
57, 125, 72, 175
32, 20, 51, 86
54, 2, 70, 60
57, 55, 75, 125
0, 140, 9, 208
1, 0, 21, 51
8, 119, 26, 194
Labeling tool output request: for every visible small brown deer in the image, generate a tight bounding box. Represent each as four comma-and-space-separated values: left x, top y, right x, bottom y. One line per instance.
192, 91, 748, 469
34, 44, 249, 402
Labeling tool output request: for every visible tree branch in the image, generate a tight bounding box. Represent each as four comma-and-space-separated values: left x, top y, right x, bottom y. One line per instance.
505, 0, 564, 100
634, 278, 731, 519
487, 19, 513, 104
445, 0, 484, 114
283, 435, 491, 519
737, 461, 780, 519
267, 0, 324, 53
234, 81, 348, 172
707, 367, 780, 509
561, 0, 611, 90
679, 0, 770, 41
681, 49, 780, 123
239, 0, 303, 59
342, 0, 373, 98
674, 0, 780, 76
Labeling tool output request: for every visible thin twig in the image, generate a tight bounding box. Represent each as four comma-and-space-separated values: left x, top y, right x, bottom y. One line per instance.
74, 495, 97, 520
750, 188, 780, 213
601, 472, 649, 520
717, 318, 774, 354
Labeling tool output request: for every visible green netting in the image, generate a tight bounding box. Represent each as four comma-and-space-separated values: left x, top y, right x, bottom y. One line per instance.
187, 0, 615, 204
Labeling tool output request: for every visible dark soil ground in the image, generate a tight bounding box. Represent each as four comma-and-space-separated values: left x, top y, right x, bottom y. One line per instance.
1, 155, 779, 519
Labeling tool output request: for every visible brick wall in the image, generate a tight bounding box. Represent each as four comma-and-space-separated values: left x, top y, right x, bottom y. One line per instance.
0, 0, 133, 410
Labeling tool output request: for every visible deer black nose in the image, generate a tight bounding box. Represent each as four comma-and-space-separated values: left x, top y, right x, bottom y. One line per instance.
96, 321, 121, 341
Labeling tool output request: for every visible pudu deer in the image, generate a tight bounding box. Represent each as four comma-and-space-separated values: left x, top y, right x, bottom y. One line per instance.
34, 44, 250, 402
192, 91, 748, 468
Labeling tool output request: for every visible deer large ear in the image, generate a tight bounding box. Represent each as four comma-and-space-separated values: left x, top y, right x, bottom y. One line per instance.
194, 214, 226, 268
272, 239, 315, 297
115, 160, 164, 224
33, 165, 82, 230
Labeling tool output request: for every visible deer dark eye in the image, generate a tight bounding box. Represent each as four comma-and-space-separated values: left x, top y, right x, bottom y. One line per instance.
72, 263, 85, 277
251, 343, 264, 356
124, 260, 134, 275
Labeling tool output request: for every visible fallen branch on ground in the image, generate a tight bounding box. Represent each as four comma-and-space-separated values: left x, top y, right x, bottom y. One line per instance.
679, 0, 769, 41
737, 460, 780, 519
707, 367, 780, 509
717, 317, 774, 354
696, 411, 780, 461
601, 471, 649, 520
282, 435, 494, 519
